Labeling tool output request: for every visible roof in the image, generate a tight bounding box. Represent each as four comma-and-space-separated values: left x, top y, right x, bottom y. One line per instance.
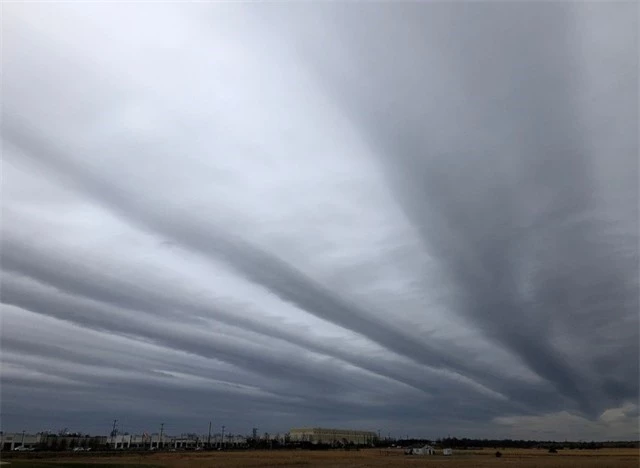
289, 428, 376, 435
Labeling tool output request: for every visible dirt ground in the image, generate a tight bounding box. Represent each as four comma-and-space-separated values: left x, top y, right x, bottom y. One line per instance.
4, 448, 639, 468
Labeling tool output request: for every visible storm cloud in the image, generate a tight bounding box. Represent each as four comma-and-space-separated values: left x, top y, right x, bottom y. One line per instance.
1, 2, 638, 440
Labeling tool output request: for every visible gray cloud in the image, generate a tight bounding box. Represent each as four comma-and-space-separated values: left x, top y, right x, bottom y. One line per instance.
4, 119, 579, 417
262, 1, 638, 415
3, 122, 534, 400
3, 234, 509, 403
1, 1, 637, 439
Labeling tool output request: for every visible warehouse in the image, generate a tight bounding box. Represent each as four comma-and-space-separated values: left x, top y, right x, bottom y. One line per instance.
289, 428, 377, 445
0, 432, 42, 451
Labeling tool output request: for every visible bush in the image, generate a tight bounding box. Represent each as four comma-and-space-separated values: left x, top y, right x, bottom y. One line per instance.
549, 447, 558, 453
495, 451, 502, 458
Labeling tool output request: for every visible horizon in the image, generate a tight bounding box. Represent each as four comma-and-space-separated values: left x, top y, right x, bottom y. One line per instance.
3, 428, 639, 445
1, 1, 638, 443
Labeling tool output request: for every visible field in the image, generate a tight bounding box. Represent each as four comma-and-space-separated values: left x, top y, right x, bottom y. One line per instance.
3, 448, 639, 468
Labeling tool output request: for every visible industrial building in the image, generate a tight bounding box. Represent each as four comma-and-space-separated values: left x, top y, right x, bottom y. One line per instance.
0, 433, 107, 451
1, 432, 42, 451
107, 433, 247, 449
108, 434, 173, 450
289, 428, 377, 445
0, 432, 247, 451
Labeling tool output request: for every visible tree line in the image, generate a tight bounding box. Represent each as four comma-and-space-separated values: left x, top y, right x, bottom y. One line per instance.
430, 437, 639, 449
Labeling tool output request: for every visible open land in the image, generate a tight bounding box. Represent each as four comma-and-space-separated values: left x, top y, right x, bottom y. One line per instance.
3, 448, 639, 468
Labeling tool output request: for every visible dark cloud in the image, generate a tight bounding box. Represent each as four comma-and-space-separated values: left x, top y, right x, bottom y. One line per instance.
2, 227, 519, 405
262, 1, 638, 416
3, 121, 535, 399
1, 1, 637, 439
4, 120, 580, 418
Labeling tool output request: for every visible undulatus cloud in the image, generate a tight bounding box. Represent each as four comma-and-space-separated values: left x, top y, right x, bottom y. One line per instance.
1, 1, 637, 440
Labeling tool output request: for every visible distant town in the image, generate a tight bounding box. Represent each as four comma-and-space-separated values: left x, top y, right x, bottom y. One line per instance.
2, 426, 638, 453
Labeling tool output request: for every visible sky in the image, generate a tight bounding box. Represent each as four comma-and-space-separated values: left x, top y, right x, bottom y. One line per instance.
1, 2, 638, 441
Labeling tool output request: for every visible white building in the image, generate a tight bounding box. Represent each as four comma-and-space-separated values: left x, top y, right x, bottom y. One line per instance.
171, 436, 199, 449
109, 433, 249, 450
405, 444, 435, 455
224, 434, 248, 446
289, 428, 377, 445
108, 433, 172, 449
1, 433, 43, 451
443, 448, 453, 456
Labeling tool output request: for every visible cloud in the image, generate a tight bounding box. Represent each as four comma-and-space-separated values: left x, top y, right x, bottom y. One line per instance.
3, 120, 540, 407
1, 1, 637, 440
264, 1, 638, 415
494, 403, 640, 441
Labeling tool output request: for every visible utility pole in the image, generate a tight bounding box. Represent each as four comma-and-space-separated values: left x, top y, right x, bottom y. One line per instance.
21, 430, 26, 447
159, 423, 164, 450
221, 425, 225, 449
110, 419, 118, 448
207, 421, 212, 449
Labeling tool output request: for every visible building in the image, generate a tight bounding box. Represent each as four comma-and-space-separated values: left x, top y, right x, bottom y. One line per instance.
0, 433, 107, 451
107, 433, 249, 450
0, 432, 43, 451
224, 434, 248, 446
41, 434, 107, 450
171, 436, 199, 449
443, 448, 453, 456
108, 433, 174, 449
289, 428, 377, 445
405, 444, 435, 455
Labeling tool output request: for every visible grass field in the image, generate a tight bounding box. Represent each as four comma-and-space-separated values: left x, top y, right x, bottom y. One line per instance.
4, 448, 639, 468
